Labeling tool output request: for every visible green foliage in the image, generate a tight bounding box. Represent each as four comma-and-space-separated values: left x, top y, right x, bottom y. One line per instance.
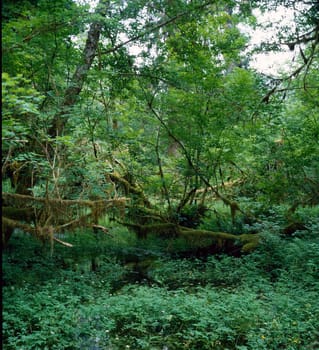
3, 216, 319, 349
2, 73, 44, 150
2, 1, 319, 347
2, 0, 318, 214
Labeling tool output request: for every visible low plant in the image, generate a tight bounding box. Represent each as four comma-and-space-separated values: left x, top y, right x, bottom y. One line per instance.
2, 212, 319, 349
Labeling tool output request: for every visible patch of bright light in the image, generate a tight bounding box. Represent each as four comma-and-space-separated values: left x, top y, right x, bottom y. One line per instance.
243, 6, 298, 76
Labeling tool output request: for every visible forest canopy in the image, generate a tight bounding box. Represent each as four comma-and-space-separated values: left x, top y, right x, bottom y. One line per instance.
2, 0, 319, 250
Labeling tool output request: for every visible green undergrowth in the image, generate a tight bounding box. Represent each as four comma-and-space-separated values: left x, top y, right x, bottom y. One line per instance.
2, 213, 319, 350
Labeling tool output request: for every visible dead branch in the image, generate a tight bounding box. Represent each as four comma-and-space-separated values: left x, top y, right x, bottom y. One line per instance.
2, 216, 37, 235
91, 224, 113, 237
260, 26, 319, 103
54, 214, 93, 231
53, 237, 74, 247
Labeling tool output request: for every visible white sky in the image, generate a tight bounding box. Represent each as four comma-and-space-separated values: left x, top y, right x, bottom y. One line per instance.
75, 0, 298, 76
246, 7, 297, 76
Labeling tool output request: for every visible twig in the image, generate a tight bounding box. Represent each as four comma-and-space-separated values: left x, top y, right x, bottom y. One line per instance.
91, 224, 114, 237
53, 237, 73, 247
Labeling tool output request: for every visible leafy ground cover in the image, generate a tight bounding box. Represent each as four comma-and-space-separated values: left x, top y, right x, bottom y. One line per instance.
2, 212, 319, 350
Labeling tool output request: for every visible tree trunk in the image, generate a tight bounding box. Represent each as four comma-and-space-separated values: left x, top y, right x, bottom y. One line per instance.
50, 0, 109, 136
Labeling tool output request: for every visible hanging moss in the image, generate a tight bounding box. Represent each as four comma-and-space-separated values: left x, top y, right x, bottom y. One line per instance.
2, 192, 128, 247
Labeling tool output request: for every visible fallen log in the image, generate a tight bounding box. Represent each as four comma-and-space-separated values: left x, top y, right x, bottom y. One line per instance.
180, 229, 259, 253
120, 220, 259, 254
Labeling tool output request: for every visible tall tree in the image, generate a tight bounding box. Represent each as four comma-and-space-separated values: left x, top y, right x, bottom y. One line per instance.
2, 0, 318, 249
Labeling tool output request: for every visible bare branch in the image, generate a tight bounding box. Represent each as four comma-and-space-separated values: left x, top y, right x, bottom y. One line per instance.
53, 237, 73, 247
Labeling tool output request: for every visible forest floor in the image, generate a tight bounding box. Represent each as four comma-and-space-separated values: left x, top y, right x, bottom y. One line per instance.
2, 213, 319, 350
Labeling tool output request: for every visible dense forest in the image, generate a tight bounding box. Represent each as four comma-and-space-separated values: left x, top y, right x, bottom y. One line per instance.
2, 0, 319, 349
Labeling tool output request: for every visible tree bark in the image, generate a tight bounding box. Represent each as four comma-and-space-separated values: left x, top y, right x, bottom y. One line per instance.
50, 0, 109, 136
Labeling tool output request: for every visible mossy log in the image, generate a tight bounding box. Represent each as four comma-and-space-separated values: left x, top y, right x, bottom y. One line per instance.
2, 191, 260, 254
180, 229, 259, 253
120, 220, 259, 253
120, 221, 179, 239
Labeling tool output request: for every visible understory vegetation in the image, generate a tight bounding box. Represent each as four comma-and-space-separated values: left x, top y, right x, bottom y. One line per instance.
3, 208, 319, 350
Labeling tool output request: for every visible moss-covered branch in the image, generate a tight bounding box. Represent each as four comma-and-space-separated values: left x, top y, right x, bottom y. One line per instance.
108, 173, 152, 207
2, 217, 73, 248
2, 192, 128, 246
2, 192, 128, 208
